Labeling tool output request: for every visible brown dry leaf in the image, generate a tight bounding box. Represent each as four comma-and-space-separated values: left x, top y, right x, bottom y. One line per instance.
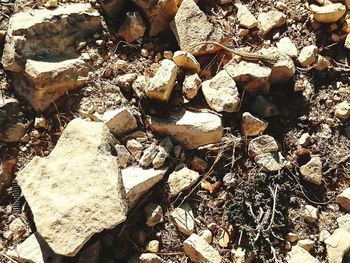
218, 225, 234, 248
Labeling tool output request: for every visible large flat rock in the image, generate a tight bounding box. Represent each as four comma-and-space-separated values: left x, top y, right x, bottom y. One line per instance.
16, 119, 128, 256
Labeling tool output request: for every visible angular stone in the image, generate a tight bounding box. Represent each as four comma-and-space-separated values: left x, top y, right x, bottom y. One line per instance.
198, 229, 213, 244
170, 0, 225, 55
334, 101, 350, 120
337, 188, 350, 211
168, 167, 200, 197
6, 232, 62, 263
173, 51, 200, 73
116, 73, 138, 92
99, 107, 137, 136
254, 152, 283, 172
251, 95, 279, 117
2, 3, 101, 72
241, 112, 268, 136
114, 144, 131, 168
346, 33, 350, 50
325, 228, 350, 263
310, 3, 346, 23
16, 119, 128, 256
149, 110, 223, 149
224, 60, 271, 93
145, 240, 160, 253
182, 73, 201, 100
136, 253, 163, 263
202, 70, 240, 112
298, 239, 315, 251
126, 139, 143, 160
121, 166, 168, 207
0, 96, 26, 142
146, 59, 177, 102
22, 58, 90, 111
144, 203, 164, 227
236, 4, 258, 29
139, 143, 158, 167
314, 55, 331, 71
184, 234, 222, 263
286, 245, 320, 263
0, 158, 17, 193
298, 133, 311, 147
248, 135, 279, 157
117, 11, 146, 43
300, 156, 323, 185
133, 0, 178, 36
337, 214, 350, 232
258, 11, 287, 35
152, 137, 173, 168
170, 203, 195, 236
304, 205, 318, 223
276, 37, 298, 58
298, 45, 318, 68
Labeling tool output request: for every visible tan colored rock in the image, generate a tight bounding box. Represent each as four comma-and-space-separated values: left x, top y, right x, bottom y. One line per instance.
136, 253, 163, 263
337, 214, 350, 232
286, 245, 320, 263
2, 3, 101, 72
144, 203, 164, 227
117, 11, 146, 43
298, 45, 318, 67
16, 119, 128, 256
248, 135, 279, 157
310, 3, 346, 23
99, 107, 137, 136
201, 70, 240, 112
126, 139, 143, 160
300, 156, 323, 185
304, 204, 318, 223
337, 188, 350, 211
8, 217, 28, 240
0, 158, 17, 193
298, 133, 311, 147
133, 0, 178, 36
236, 4, 258, 29
146, 240, 160, 253
114, 144, 131, 168
184, 234, 222, 263
241, 112, 268, 136
23, 58, 90, 111
168, 167, 200, 197
224, 60, 271, 93
116, 73, 138, 92
258, 11, 287, 35
345, 33, 350, 49
170, 203, 195, 235
152, 137, 173, 168
170, 0, 225, 55
298, 239, 315, 251
6, 232, 62, 263
342, 19, 350, 33
314, 55, 331, 71
173, 51, 200, 73
139, 143, 158, 167
121, 166, 168, 207
146, 59, 177, 102
251, 95, 279, 117
276, 37, 298, 58
182, 73, 201, 100
254, 152, 283, 172
198, 229, 213, 244
149, 110, 223, 149
334, 101, 350, 120
325, 228, 350, 263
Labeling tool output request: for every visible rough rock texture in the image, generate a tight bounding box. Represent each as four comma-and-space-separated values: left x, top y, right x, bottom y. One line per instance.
0, 96, 25, 142
121, 166, 168, 207
0, 158, 17, 193
6, 232, 63, 263
135, 253, 163, 263
132, 0, 178, 36
254, 152, 283, 172
170, 203, 195, 235
16, 119, 128, 256
224, 60, 271, 94
337, 214, 350, 232
276, 37, 298, 58
22, 58, 90, 111
173, 51, 200, 73
300, 156, 323, 185
241, 112, 268, 136
236, 4, 258, 29
183, 234, 222, 263
337, 188, 350, 211
146, 59, 177, 102
144, 203, 164, 227
248, 135, 279, 157
298, 45, 318, 67
168, 167, 200, 197
182, 73, 201, 100
150, 110, 223, 149
99, 107, 138, 136
304, 204, 318, 223
257, 11, 287, 35
286, 245, 320, 263
2, 3, 101, 72
170, 0, 225, 55
117, 11, 146, 43
310, 3, 346, 23
334, 101, 350, 120
324, 228, 350, 263
201, 70, 240, 112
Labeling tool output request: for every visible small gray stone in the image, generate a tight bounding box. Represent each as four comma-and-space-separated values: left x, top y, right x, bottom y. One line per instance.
300, 157, 323, 185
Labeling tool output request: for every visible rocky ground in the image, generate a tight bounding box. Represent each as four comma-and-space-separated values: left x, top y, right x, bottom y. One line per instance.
1, 0, 350, 262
